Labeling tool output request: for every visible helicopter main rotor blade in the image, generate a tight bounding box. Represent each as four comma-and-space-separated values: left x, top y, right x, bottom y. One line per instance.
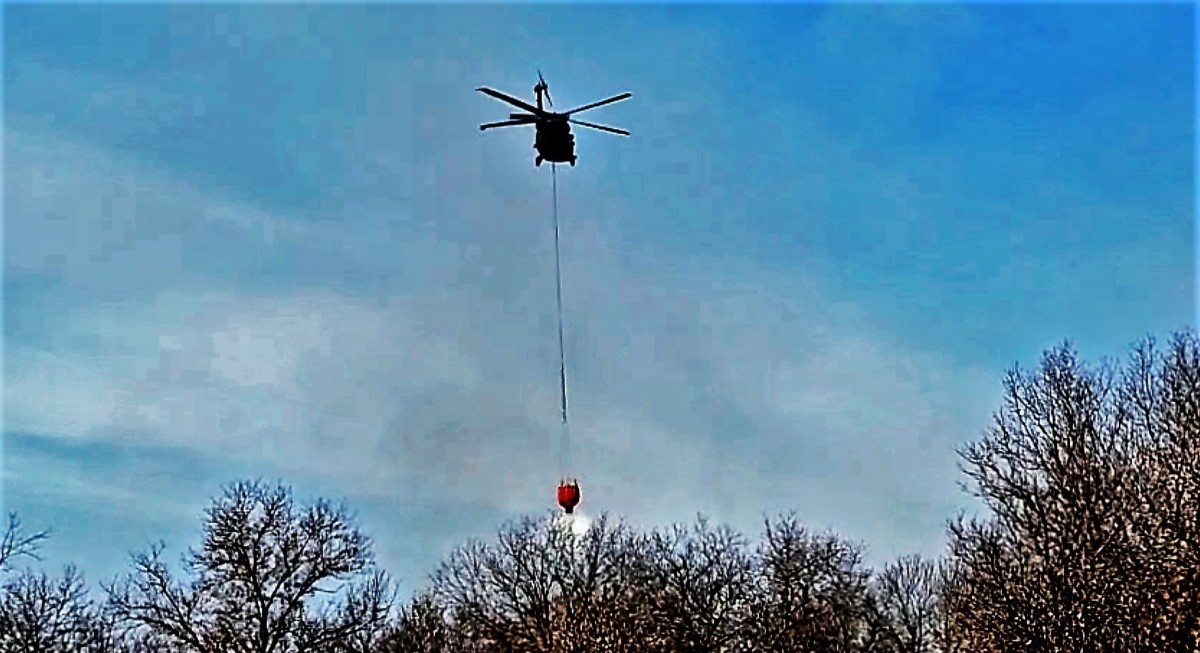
509, 112, 538, 120
476, 87, 545, 116
480, 118, 535, 131
564, 92, 632, 116
569, 119, 630, 136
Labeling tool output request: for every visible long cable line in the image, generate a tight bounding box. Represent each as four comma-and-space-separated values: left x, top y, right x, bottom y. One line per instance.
551, 163, 571, 476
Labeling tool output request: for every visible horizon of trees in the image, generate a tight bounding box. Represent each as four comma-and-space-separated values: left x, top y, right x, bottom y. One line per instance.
2, 327, 1196, 652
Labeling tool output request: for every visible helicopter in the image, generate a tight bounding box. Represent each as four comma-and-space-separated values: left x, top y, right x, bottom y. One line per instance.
477, 71, 631, 167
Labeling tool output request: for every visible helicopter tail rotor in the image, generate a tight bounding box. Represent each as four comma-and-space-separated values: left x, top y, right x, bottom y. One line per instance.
536, 69, 553, 108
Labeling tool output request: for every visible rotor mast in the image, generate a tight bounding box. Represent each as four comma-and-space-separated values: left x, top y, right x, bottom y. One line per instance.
535, 69, 552, 112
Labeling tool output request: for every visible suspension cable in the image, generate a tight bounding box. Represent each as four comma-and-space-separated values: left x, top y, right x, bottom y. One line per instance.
551, 163, 571, 476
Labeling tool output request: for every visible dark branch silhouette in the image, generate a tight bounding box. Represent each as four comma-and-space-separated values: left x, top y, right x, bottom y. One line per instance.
0, 512, 49, 573
0, 565, 125, 652
739, 514, 881, 653
873, 555, 940, 653
105, 480, 390, 653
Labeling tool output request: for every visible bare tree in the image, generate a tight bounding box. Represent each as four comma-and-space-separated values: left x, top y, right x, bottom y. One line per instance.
945, 329, 1200, 651
635, 515, 753, 653
0, 565, 126, 653
430, 514, 561, 652
1118, 330, 1200, 650
429, 512, 650, 653
549, 515, 650, 653
106, 479, 390, 653
428, 511, 915, 653
873, 555, 940, 653
928, 559, 967, 653
308, 569, 398, 653
0, 512, 49, 573
738, 513, 879, 653
386, 592, 468, 653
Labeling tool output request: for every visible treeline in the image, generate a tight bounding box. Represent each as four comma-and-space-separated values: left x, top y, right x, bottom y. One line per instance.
2, 329, 1196, 652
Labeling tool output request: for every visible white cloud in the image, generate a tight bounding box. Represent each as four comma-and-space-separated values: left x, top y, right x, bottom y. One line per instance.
4, 349, 122, 439
4, 124, 316, 292
3, 442, 197, 522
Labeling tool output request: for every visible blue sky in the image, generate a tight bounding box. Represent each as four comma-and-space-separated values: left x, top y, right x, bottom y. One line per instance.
3, 4, 1194, 596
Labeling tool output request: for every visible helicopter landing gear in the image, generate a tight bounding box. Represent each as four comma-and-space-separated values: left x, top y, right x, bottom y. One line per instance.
535, 155, 543, 167
569, 156, 576, 167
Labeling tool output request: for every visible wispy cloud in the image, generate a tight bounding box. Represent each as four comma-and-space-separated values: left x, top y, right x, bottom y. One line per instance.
6, 113, 994, 572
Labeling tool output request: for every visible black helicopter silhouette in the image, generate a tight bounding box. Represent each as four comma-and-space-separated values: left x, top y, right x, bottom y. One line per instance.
477, 71, 631, 167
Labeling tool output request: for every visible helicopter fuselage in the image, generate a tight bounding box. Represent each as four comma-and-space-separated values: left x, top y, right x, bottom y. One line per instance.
478, 77, 628, 168
535, 117, 576, 166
